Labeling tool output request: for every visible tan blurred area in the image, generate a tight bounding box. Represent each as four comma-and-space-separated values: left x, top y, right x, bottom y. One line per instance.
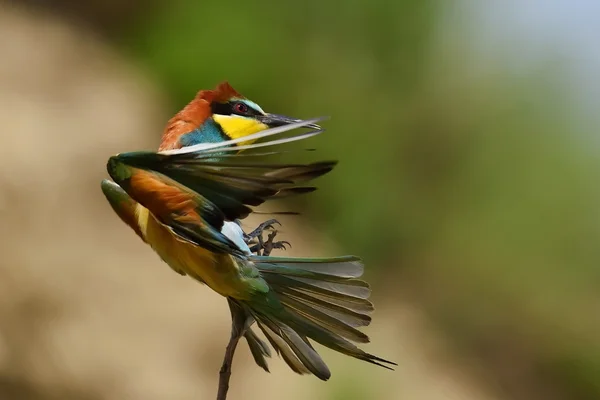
0, 4, 504, 400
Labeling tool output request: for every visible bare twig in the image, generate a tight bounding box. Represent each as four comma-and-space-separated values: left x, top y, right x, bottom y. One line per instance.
216, 300, 247, 400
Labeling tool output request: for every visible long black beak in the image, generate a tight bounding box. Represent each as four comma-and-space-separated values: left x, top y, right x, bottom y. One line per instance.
258, 113, 322, 130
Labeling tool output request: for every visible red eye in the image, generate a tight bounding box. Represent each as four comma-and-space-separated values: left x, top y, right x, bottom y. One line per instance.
234, 102, 248, 114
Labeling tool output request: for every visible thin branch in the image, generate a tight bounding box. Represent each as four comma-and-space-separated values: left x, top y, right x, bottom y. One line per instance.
216, 300, 247, 400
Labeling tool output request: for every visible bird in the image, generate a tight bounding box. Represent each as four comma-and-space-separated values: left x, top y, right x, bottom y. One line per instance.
100, 82, 395, 380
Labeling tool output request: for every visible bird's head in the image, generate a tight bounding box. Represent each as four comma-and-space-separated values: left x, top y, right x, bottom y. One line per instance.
159, 82, 320, 151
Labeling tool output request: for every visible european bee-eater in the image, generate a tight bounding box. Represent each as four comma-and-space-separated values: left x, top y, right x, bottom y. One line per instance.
101, 82, 395, 380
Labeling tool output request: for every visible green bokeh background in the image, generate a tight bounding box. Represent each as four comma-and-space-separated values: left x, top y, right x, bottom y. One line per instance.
10, 1, 600, 399
125, 2, 600, 399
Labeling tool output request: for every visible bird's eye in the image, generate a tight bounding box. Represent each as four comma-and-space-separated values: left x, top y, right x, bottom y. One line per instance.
233, 102, 249, 114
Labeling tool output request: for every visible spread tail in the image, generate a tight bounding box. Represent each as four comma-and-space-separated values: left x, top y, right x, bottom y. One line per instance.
242, 255, 396, 380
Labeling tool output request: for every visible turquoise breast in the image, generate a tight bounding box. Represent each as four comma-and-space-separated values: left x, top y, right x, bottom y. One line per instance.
179, 119, 228, 147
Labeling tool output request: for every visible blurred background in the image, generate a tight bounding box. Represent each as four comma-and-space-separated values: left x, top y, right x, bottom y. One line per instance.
1, 0, 599, 399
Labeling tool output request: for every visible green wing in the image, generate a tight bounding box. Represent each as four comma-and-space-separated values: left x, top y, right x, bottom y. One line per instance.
111, 118, 336, 221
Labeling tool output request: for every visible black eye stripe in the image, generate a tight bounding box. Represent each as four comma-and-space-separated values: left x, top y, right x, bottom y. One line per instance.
211, 102, 232, 115
211, 101, 262, 117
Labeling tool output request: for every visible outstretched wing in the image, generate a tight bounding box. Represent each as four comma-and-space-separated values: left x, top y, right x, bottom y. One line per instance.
109, 117, 336, 222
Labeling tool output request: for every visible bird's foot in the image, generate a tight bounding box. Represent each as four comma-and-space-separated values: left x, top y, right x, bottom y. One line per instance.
245, 219, 291, 256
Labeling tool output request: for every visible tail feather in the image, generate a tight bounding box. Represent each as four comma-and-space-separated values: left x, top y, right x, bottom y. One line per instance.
256, 320, 312, 375
278, 293, 370, 343
281, 286, 374, 321
244, 329, 272, 372
276, 290, 371, 329
281, 285, 375, 313
250, 255, 364, 278
243, 256, 396, 380
263, 273, 371, 302
259, 315, 331, 379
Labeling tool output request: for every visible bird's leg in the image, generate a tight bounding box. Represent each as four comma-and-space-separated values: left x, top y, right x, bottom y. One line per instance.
248, 232, 266, 256
216, 300, 248, 400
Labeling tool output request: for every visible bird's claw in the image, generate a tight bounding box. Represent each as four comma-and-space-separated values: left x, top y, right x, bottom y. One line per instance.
244, 219, 281, 242
271, 240, 291, 251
